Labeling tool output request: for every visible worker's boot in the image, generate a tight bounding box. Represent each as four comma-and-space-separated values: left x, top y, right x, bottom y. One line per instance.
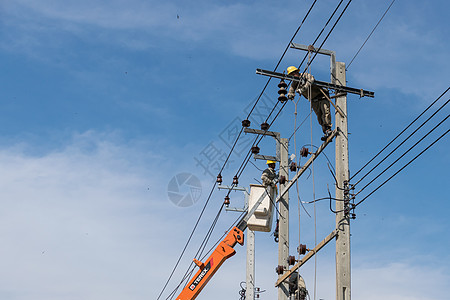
321, 128, 332, 141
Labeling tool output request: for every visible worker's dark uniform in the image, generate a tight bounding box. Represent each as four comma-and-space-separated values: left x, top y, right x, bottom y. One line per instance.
288, 73, 332, 134
261, 167, 276, 187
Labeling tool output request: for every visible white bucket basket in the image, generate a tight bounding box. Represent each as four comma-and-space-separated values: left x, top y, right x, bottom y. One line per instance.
247, 184, 276, 232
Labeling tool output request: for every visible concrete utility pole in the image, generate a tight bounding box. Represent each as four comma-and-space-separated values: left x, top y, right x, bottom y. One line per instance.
246, 229, 255, 300
277, 137, 290, 300
244, 128, 290, 300
334, 62, 351, 300
256, 44, 373, 300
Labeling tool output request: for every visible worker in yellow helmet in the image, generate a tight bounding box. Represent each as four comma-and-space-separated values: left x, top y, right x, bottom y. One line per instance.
286, 66, 332, 141
261, 160, 277, 187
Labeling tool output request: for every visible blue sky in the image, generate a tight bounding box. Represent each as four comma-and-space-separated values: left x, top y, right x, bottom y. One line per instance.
0, 1, 449, 299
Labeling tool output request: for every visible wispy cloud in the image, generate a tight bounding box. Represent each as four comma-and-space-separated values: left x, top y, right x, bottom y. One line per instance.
0, 130, 173, 299
334, 2, 449, 100
0, 130, 448, 300
353, 262, 449, 300
0, 0, 299, 58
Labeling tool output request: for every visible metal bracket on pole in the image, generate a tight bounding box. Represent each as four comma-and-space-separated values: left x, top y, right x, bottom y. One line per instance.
244, 128, 280, 139
275, 129, 337, 203
218, 185, 250, 212
289, 42, 336, 84
275, 229, 338, 287
218, 185, 249, 194
244, 127, 291, 300
253, 154, 278, 162
290, 42, 336, 57
244, 127, 282, 162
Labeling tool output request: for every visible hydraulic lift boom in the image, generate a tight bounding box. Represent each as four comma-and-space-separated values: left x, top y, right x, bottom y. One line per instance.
176, 188, 270, 300
175, 226, 245, 300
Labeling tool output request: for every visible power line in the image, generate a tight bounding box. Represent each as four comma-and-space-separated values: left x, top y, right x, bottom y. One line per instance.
200, 210, 247, 262
347, 0, 396, 70
354, 128, 449, 208
299, 0, 353, 76
158, 3, 317, 293
233, 0, 356, 185
352, 98, 449, 188
244, 0, 352, 142
289, 111, 312, 141
245, 0, 319, 119
351, 87, 450, 180
159, 1, 355, 297
167, 209, 247, 299
220, 1, 356, 237
167, 205, 225, 299
296, 0, 345, 72
156, 181, 218, 300
229, 0, 356, 212
353, 114, 448, 198
210, 0, 323, 215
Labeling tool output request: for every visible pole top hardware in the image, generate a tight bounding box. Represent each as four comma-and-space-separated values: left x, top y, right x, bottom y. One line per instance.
256, 68, 375, 98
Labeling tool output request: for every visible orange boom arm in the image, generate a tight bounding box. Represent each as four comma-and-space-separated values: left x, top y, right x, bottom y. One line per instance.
176, 227, 244, 300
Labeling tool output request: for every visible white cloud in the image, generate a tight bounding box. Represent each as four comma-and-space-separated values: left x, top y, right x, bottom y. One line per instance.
2, 0, 449, 78
353, 262, 449, 300
0, 129, 246, 299
0, 0, 300, 58
0, 131, 180, 299
1, 131, 448, 300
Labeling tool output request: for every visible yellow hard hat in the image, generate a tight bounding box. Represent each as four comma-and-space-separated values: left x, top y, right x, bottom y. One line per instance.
266, 160, 276, 165
287, 66, 298, 75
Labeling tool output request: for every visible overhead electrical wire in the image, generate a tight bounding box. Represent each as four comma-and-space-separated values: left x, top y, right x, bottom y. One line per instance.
167, 205, 225, 299
289, 111, 312, 141
232, 101, 289, 184
303, 196, 345, 204
296, 0, 345, 72
159, 0, 356, 297
350, 86, 450, 209
232, 0, 355, 188
199, 210, 247, 262
198, 0, 355, 276
167, 206, 229, 299
218, 7, 357, 282
214, 0, 320, 180
351, 87, 450, 181
239, 0, 351, 209
354, 129, 449, 208
352, 98, 449, 188
346, 0, 396, 70
165, 0, 444, 292
298, 0, 353, 77
156, 181, 218, 300
199, 0, 322, 205
243, 0, 352, 142
353, 114, 448, 198
292, 90, 311, 245
232, 0, 354, 188
167, 208, 248, 300
245, 0, 319, 119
